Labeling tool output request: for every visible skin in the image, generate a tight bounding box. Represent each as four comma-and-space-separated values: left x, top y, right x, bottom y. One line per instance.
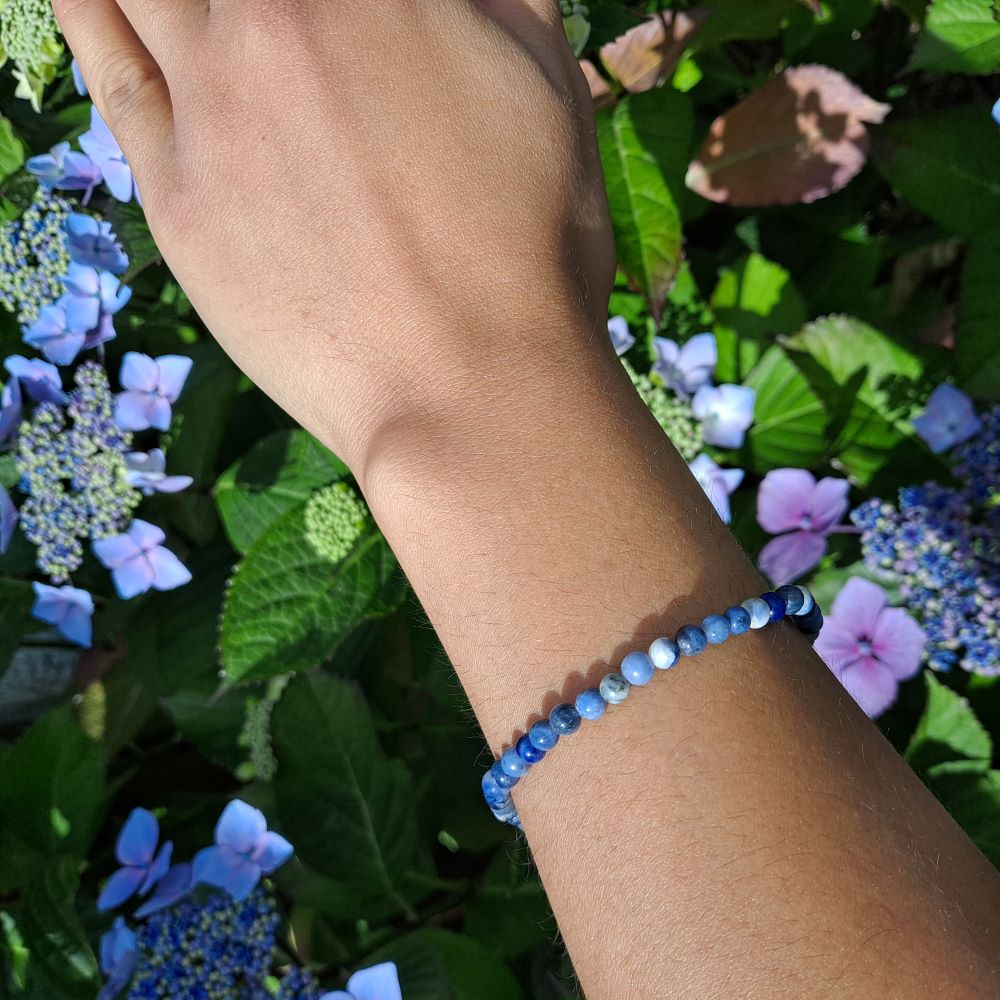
54, 1, 1000, 997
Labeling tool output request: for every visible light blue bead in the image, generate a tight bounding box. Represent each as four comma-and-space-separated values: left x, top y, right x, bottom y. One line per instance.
599, 672, 631, 704
676, 624, 707, 656
620, 650, 654, 686
482, 770, 509, 809
491, 799, 519, 824
550, 702, 582, 735
491, 761, 519, 790
500, 746, 528, 778
797, 585, 815, 615
649, 636, 679, 669
576, 688, 606, 720
702, 614, 730, 644
741, 597, 771, 629
529, 720, 559, 751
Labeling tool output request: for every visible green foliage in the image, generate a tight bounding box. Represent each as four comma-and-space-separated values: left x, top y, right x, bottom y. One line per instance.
956, 237, 1000, 400
908, 0, 1000, 74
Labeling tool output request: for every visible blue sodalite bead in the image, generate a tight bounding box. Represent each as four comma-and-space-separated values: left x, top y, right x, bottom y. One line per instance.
529, 720, 559, 751
702, 614, 730, 644
649, 636, 679, 669
742, 597, 771, 629
576, 688, 606, 720
676, 624, 707, 656
491, 760, 519, 790
516, 732, 545, 764
550, 703, 582, 735
725, 605, 751, 635
621, 650, 654, 686
501, 746, 528, 778
482, 770, 509, 808
599, 672, 631, 704
491, 799, 519, 823
797, 604, 823, 637
797, 585, 815, 615
761, 591, 786, 621
776, 584, 804, 616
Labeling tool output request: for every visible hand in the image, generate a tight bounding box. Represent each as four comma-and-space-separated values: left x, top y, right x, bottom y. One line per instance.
53, 0, 616, 474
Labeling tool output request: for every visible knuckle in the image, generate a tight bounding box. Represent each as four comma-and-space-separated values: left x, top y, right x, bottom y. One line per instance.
95, 55, 161, 132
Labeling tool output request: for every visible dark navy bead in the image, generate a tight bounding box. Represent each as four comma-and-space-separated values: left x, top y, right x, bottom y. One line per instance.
776, 585, 804, 616
621, 650, 654, 686
500, 746, 528, 777
575, 688, 606, 720
516, 733, 546, 764
549, 702, 582, 735
482, 770, 509, 809
529, 720, 559, 751
761, 591, 786, 621
796, 604, 823, 636
491, 760, 519, 790
676, 624, 708, 656
725, 605, 751, 635
702, 614, 730, 644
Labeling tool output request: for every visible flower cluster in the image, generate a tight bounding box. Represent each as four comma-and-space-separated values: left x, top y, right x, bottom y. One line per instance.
0, 0, 63, 110
610, 319, 754, 522
304, 483, 369, 563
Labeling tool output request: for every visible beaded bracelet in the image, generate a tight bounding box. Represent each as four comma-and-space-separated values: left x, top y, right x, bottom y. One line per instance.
482, 584, 823, 827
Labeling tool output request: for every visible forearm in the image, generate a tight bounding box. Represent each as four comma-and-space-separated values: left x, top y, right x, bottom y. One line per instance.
359, 329, 1000, 998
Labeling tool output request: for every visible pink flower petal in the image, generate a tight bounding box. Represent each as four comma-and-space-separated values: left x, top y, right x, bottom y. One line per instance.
829, 577, 888, 642
808, 477, 850, 534
814, 617, 862, 675
872, 607, 926, 680
758, 530, 828, 586
756, 469, 816, 534
839, 658, 899, 718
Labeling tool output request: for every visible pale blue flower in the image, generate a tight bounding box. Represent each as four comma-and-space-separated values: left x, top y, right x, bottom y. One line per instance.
608, 315, 635, 356
691, 383, 756, 449
80, 106, 137, 203
0, 375, 22, 442
125, 449, 193, 495
98, 807, 173, 911
0, 485, 18, 553
71, 57, 88, 97
98, 916, 137, 1000
993, 96, 1000, 127
93, 519, 192, 600
653, 332, 717, 398
23, 301, 85, 366
4, 354, 67, 404
689, 452, 743, 523
65, 213, 128, 275
912, 383, 981, 454
30, 582, 94, 647
115, 353, 192, 432
320, 963, 403, 1000
26, 141, 102, 202
134, 862, 193, 919
61, 262, 131, 344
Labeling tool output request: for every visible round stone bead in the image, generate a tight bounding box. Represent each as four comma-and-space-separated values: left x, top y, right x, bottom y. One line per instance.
599, 672, 631, 704
796, 604, 823, 637
761, 591, 786, 621
649, 636, 679, 670
516, 732, 545, 764
491, 760, 519, 790
797, 585, 815, 615
529, 720, 559, 751
741, 597, 771, 629
550, 702, 582, 736
621, 650, 655, 686
776, 584, 805, 616
501, 746, 528, 778
725, 605, 751, 635
482, 770, 509, 809
491, 799, 519, 824
676, 624, 707, 656
576, 688, 606, 720
702, 614, 730, 645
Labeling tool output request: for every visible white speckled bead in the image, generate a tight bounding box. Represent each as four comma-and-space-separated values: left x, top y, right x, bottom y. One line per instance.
649, 637, 680, 670
599, 672, 631, 704
796, 586, 815, 615
741, 597, 771, 629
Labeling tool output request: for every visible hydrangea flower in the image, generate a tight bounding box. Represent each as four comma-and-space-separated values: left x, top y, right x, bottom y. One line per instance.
80, 106, 138, 204
30, 582, 94, 647
4, 354, 66, 403
97, 808, 173, 912
71, 57, 88, 96
23, 301, 85, 366
757, 469, 851, 585
133, 862, 193, 919
93, 519, 191, 600
320, 963, 403, 1000
912, 383, 980, 454
115, 353, 192, 432
61, 262, 132, 347
125, 449, 193, 495
0, 485, 17, 553
0, 0, 64, 111
304, 483, 368, 562
608, 315, 635, 356
815, 576, 925, 717
26, 142, 102, 202
621, 357, 703, 460
993, 96, 1000, 127
0, 375, 22, 442
653, 332, 717, 398
689, 452, 743, 523
691, 383, 756, 449
192, 800, 294, 902
65, 213, 128, 275
98, 917, 137, 1000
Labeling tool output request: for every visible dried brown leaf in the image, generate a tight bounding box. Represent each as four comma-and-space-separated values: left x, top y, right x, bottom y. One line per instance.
599, 11, 705, 93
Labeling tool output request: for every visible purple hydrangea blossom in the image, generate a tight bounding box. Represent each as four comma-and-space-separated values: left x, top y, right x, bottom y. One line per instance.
653, 333, 717, 398
0, 375, 22, 442
93, 519, 192, 600
61, 262, 132, 349
134, 862, 193, 919
65, 214, 129, 275
912, 384, 981, 454
192, 800, 294, 902
608, 316, 635, 356
80, 106, 138, 204
691, 383, 756, 449
320, 963, 403, 1000
757, 469, 851, 585
25, 142, 103, 203
30, 582, 94, 647
815, 576, 925, 718
125, 449, 193, 495
4, 355, 67, 404
98, 917, 137, 1000
22, 302, 85, 366
689, 452, 743, 523
97, 807, 173, 912
115, 353, 192, 432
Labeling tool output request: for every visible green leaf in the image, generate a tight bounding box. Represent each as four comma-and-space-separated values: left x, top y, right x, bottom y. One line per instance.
956, 237, 1000, 400
907, 673, 992, 777
220, 502, 406, 683
0, 706, 105, 857
105, 197, 161, 283
215, 430, 348, 554
926, 770, 1000, 867
271, 674, 419, 914
710, 253, 806, 382
597, 88, 692, 319
694, 0, 800, 48
586, 0, 644, 47
0, 453, 18, 488
0, 579, 33, 677
0, 117, 25, 183
741, 345, 827, 472
873, 105, 1000, 239
908, 0, 1000, 74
